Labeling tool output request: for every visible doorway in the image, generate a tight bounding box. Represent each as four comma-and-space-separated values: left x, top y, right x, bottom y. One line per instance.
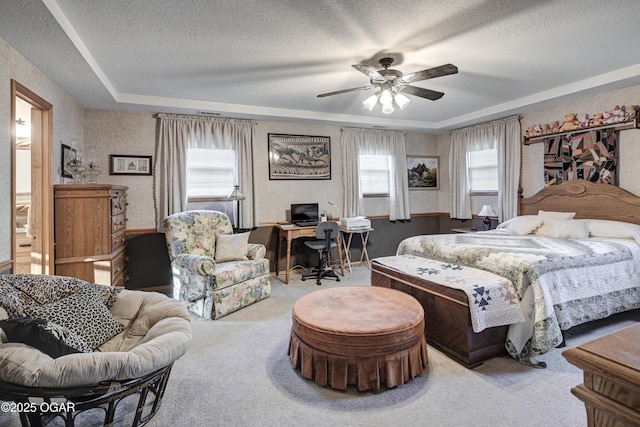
11, 80, 54, 275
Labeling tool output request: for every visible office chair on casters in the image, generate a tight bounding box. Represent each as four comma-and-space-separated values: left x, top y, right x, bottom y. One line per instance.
301, 221, 341, 286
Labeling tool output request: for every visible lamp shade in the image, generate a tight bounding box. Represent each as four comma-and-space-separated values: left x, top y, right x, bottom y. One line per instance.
227, 184, 245, 201
478, 205, 496, 217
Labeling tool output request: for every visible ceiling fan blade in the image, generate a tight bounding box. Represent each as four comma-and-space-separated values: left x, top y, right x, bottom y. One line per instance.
400, 85, 445, 101
400, 64, 458, 84
317, 85, 374, 98
351, 64, 385, 82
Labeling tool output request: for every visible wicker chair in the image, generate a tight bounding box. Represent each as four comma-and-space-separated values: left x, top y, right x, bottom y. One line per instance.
0, 274, 191, 427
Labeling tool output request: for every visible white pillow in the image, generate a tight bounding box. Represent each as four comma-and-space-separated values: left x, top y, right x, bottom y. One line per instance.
215, 232, 250, 262
497, 216, 543, 235
534, 210, 577, 236
552, 219, 589, 239
586, 219, 640, 240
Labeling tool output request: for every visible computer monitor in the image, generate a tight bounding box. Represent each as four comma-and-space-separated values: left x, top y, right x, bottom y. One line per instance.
290, 203, 319, 224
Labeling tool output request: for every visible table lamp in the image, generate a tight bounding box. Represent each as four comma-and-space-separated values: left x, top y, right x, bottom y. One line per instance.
478, 205, 496, 230
227, 184, 246, 232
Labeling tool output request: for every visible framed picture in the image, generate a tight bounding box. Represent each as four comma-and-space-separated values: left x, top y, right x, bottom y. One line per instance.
61, 143, 76, 178
109, 155, 152, 175
268, 134, 331, 180
407, 156, 439, 189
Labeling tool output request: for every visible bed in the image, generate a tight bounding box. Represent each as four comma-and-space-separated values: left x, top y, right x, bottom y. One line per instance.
373, 181, 640, 368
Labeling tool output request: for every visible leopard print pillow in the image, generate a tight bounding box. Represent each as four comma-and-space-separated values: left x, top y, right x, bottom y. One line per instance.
0, 274, 122, 312
24, 286, 124, 350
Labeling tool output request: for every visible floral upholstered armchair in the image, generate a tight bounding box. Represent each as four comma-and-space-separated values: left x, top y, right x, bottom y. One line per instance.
163, 210, 271, 319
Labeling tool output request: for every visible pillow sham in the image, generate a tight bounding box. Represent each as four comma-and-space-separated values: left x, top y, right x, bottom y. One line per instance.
0, 317, 90, 358
552, 219, 590, 239
24, 286, 124, 350
496, 216, 543, 235
215, 232, 250, 262
534, 210, 577, 236
586, 219, 640, 240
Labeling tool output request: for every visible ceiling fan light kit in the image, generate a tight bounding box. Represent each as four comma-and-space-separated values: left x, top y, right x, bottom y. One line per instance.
318, 57, 458, 114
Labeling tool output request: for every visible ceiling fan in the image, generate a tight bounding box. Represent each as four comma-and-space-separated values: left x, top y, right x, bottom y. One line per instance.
317, 57, 458, 114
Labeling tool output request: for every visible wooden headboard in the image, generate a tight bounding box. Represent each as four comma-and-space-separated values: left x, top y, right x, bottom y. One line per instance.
519, 181, 640, 225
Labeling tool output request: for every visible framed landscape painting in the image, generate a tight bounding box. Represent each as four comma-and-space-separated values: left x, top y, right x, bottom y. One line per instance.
407, 156, 439, 189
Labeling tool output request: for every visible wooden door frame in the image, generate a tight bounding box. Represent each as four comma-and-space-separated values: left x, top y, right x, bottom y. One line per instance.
11, 80, 54, 274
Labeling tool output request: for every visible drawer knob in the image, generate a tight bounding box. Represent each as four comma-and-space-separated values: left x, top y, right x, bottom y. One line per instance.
115, 266, 121, 272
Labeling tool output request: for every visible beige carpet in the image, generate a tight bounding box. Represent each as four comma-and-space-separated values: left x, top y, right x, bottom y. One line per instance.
2, 266, 638, 426
149, 266, 638, 427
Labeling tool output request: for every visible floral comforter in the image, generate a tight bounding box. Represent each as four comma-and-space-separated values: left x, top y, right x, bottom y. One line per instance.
396, 230, 640, 366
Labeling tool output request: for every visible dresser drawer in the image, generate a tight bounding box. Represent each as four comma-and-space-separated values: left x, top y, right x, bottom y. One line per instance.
112, 229, 126, 251
112, 270, 127, 288
111, 213, 126, 233
111, 190, 127, 216
112, 249, 127, 278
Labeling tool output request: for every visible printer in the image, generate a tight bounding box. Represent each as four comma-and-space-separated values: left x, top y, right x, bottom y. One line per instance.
339, 216, 371, 230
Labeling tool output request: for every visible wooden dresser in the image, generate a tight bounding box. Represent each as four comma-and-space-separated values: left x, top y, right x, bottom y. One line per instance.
563, 323, 640, 426
54, 184, 128, 287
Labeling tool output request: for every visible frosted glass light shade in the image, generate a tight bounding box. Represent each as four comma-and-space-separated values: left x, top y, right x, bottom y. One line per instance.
379, 89, 393, 105
394, 93, 411, 109
362, 94, 378, 111
381, 103, 395, 114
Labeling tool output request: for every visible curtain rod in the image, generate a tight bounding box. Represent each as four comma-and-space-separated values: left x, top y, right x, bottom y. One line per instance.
154, 113, 256, 124
450, 114, 522, 135
340, 126, 406, 135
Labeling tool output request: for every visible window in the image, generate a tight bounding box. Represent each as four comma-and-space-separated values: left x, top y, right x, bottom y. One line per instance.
186, 148, 235, 199
468, 148, 498, 192
359, 154, 390, 196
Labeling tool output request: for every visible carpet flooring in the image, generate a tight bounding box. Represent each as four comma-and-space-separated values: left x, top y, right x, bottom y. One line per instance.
2, 266, 639, 426
150, 266, 639, 427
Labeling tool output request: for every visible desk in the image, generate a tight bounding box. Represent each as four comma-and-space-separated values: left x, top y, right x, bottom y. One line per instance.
276, 224, 344, 284
340, 227, 373, 272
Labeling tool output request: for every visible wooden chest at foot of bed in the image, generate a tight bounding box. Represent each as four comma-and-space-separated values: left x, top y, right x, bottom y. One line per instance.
371, 260, 508, 368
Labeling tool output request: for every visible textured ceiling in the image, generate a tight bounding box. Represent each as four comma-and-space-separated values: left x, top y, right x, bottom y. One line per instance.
2, 0, 640, 132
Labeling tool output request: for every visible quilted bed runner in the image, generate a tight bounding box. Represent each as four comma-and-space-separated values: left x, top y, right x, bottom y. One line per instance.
374, 255, 525, 333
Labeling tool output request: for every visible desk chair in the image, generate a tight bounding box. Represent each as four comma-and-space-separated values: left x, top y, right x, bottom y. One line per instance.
301, 221, 341, 286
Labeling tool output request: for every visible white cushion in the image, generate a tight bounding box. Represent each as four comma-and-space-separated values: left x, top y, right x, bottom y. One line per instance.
552, 219, 590, 239
534, 210, 577, 236
215, 232, 250, 262
586, 219, 640, 240
497, 216, 543, 235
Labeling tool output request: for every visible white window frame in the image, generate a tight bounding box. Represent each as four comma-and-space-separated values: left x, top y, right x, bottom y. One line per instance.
359, 153, 391, 196
186, 148, 236, 201
468, 148, 498, 193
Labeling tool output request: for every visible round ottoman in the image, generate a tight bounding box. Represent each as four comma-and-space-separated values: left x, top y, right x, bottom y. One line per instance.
288, 286, 427, 391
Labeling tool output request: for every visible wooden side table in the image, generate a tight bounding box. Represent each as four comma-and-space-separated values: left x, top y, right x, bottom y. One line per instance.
562, 323, 640, 426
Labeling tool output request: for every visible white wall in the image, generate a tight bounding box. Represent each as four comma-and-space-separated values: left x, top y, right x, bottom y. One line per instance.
0, 36, 84, 262
83, 111, 443, 229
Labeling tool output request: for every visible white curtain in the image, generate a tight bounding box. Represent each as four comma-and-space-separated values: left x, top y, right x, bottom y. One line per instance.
154, 114, 256, 231
449, 115, 521, 221
341, 128, 410, 221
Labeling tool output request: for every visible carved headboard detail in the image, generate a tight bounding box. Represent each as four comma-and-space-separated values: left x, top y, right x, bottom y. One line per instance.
519, 181, 640, 225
